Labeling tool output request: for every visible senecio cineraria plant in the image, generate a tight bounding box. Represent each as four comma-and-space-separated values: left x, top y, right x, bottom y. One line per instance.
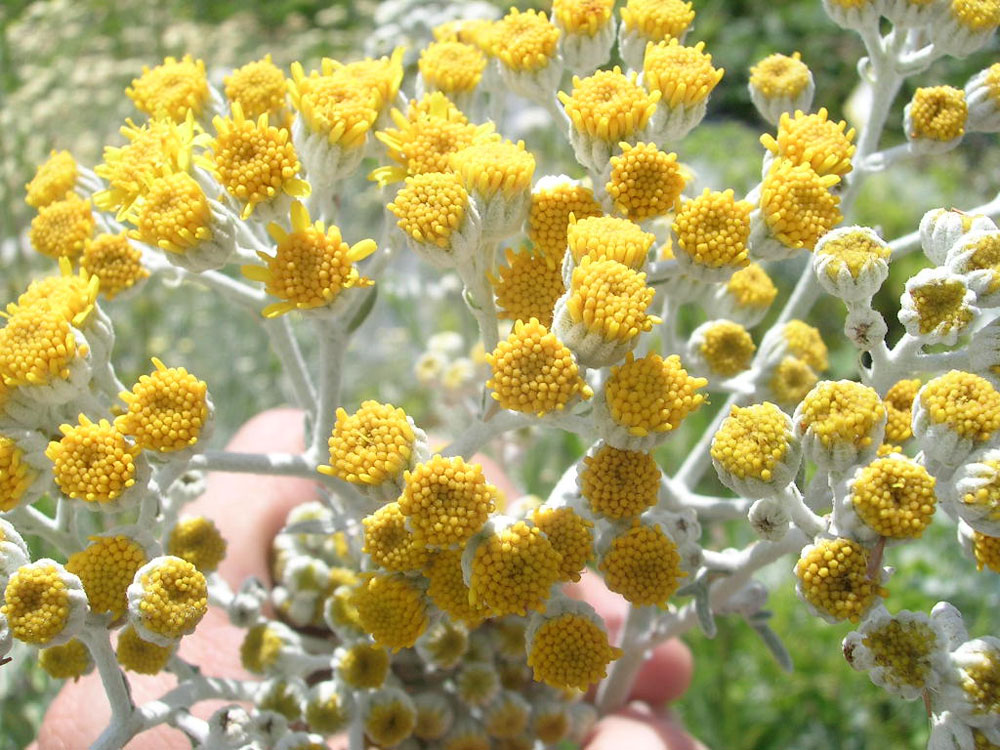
4, 0, 1000, 747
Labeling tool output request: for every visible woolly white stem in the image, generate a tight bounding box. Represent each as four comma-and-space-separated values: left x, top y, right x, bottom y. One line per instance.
188, 450, 317, 478
264, 316, 317, 410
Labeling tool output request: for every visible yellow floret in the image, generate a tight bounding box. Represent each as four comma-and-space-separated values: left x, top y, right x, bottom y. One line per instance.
674, 189, 753, 270
909, 86, 968, 142
0, 306, 82, 388
134, 557, 208, 641
39, 638, 92, 680
726, 263, 778, 311
769, 356, 818, 408
0, 437, 35, 512
493, 8, 561, 73
699, 321, 756, 377
2, 564, 72, 645
388, 171, 469, 250
797, 381, 885, 450
491, 246, 566, 328
606, 143, 686, 221
116, 358, 210, 453
950, 0, 1000, 29
528, 612, 622, 690
201, 103, 310, 219
486, 318, 592, 416
224, 55, 288, 121
338, 642, 390, 688
565, 257, 659, 342
127, 171, 214, 254
816, 228, 891, 280
761, 108, 856, 176
167, 517, 226, 573
528, 182, 602, 258
46, 416, 139, 504
604, 353, 707, 436
288, 62, 380, 147
851, 456, 936, 538
423, 548, 491, 627
66, 535, 147, 619
450, 139, 536, 198
643, 40, 724, 108
782, 320, 829, 371
419, 41, 487, 93
567, 215, 656, 268
116, 625, 173, 674
81, 233, 149, 300
399, 455, 499, 546
884, 379, 921, 443
795, 538, 886, 622
468, 520, 563, 616
558, 68, 660, 142
127, 55, 210, 122
553, 0, 615, 35
862, 618, 939, 690
532, 505, 594, 582
750, 52, 811, 100
353, 573, 428, 651
363, 502, 430, 572
29, 193, 94, 261
620, 0, 695, 40
972, 532, 1000, 573
760, 159, 842, 250
240, 622, 285, 674
243, 200, 376, 318
580, 444, 660, 519
319, 400, 416, 486
25, 150, 77, 208
599, 520, 686, 606
712, 403, 791, 482
920, 371, 1000, 442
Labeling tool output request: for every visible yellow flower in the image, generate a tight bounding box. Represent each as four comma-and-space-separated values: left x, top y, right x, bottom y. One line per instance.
167, 517, 227, 573
750, 52, 812, 101
533, 703, 571, 744
490, 246, 566, 328
691, 320, 755, 378
398, 455, 499, 547
558, 68, 660, 142
362, 502, 430, 572
599, 520, 686, 605
761, 108, 856, 176
353, 573, 428, 651
46, 416, 140, 504
243, 200, 376, 318
948, 0, 1000, 32
580, 444, 660, 519
486, 318, 592, 416
562, 257, 659, 345
2, 561, 84, 645
781, 320, 829, 371
553, 0, 615, 35
28, 193, 94, 260
673, 189, 753, 273
493, 8, 561, 73
319, 400, 417, 487
719, 263, 779, 321
224, 55, 288, 121
884, 379, 921, 443
127, 55, 210, 122
444, 720, 492, 750
288, 61, 380, 147
25, 150, 77, 208
528, 179, 602, 258
952, 232, 1000, 294
456, 662, 501, 706
416, 619, 470, 670
908, 86, 968, 142
759, 159, 842, 251
900, 270, 976, 341
81, 233, 149, 300
918, 371, 1000, 442
450, 139, 536, 198
200, 103, 310, 219
116, 358, 210, 453
324, 48, 406, 112
712, 402, 795, 484
603, 353, 707, 437
972, 531, 1000, 573
796, 380, 885, 453
305, 683, 351, 734
768, 357, 819, 410
388, 171, 470, 251
532, 505, 594, 581
39, 638, 92, 680
620, 0, 694, 41
0, 305, 84, 388
240, 622, 287, 674
423, 548, 491, 627
483, 691, 531, 739
814, 225, 891, 287
795, 538, 886, 623
66, 535, 148, 619
606, 143, 686, 221
128, 556, 208, 643
0, 437, 35, 512
643, 40, 724, 108
850, 456, 936, 539
567, 215, 656, 268
337, 642, 390, 688
419, 41, 487, 94
127, 171, 214, 255
844, 609, 944, 698
527, 606, 622, 690
116, 625, 173, 675
467, 519, 562, 616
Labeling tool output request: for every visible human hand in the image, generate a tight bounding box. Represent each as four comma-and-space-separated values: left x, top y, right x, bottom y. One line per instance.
35, 409, 703, 749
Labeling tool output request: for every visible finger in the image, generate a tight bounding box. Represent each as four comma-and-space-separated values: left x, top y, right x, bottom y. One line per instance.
584, 703, 706, 750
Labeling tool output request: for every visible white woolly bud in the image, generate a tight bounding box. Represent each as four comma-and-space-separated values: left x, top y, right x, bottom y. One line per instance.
946, 230, 1000, 308
966, 65, 1000, 133
920, 208, 997, 266
748, 497, 791, 541
843, 305, 888, 352
812, 226, 891, 303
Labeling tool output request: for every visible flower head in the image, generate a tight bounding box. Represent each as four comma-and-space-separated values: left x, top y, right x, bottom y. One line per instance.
942, 637, 1000, 727
416, 619, 470, 670
532, 504, 594, 582
972, 531, 1000, 572
775, 320, 829, 371
39, 638, 93, 680
528, 178, 602, 258
305, 682, 351, 735
288, 63, 380, 147
423, 548, 491, 627
486, 318, 591, 416
716, 263, 778, 326
127, 171, 214, 254
2, 560, 86, 645
25, 150, 77, 208
116, 358, 211, 453
794, 380, 886, 471
795, 538, 886, 623
362, 687, 417, 747
336, 641, 390, 689
399, 455, 499, 547
749, 52, 813, 116
66, 534, 148, 619
46, 416, 141, 505
243, 200, 375, 318
620, 0, 694, 41
167, 517, 227, 573
491, 246, 565, 328
558, 68, 660, 142
29, 193, 94, 260
116, 626, 175, 675
81, 233, 149, 300
758, 159, 842, 252
712, 402, 800, 497
320, 401, 419, 492
813, 226, 890, 301
884, 378, 921, 443
224, 55, 288, 121
0, 436, 36, 512
580, 443, 659, 519
899, 268, 977, 345
455, 661, 501, 707
761, 108, 855, 176
907, 86, 968, 143
127, 55, 209, 122
388, 171, 470, 252
325, 49, 405, 112
483, 691, 531, 739
450, 139, 536, 198
643, 40, 724, 108
127, 556, 208, 645
567, 215, 656, 269
493, 8, 561, 73
363, 502, 430, 572
913, 371, 1000, 466
673, 189, 753, 277
553, 0, 615, 35
598, 519, 686, 606
526, 599, 622, 691
690, 320, 756, 378
0, 305, 84, 389
767, 357, 820, 410
606, 143, 686, 221
419, 41, 486, 95
353, 573, 428, 651
849, 456, 937, 539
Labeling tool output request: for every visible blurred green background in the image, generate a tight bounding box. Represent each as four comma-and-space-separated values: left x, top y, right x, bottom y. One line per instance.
1, 0, 998, 748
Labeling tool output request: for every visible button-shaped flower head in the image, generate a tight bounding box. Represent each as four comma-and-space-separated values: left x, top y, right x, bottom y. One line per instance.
899, 267, 978, 346
288, 61, 379, 148
483, 691, 532, 739
418, 41, 486, 105
884, 378, 921, 444
580, 443, 660, 519
388, 171, 477, 267
606, 142, 686, 222
527, 176, 602, 258
46, 415, 144, 509
842, 606, 950, 700
66, 534, 149, 620
761, 108, 855, 177
423, 548, 491, 627
526, 597, 622, 691
320, 401, 424, 500
25, 150, 78, 209
966, 63, 1000, 132
325, 49, 405, 117
240, 621, 296, 675
0, 304, 89, 400
793, 380, 886, 472
532, 503, 594, 582
598, 514, 695, 606
596, 352, 707, 451
920, 206, 998, 266
0, 519, 29, 586
905, 86, 968, 154
848, 455, 937, 541
618, 0, 695, 70
687, 320, 756, 379
753, 159, 842, 259
463, 516, 563, 616
81, 233, 149, 301
416, 619, 470, 670
451, 139, 536, 238
971, 531, 1000, 573
491, 246, 566, 328
938, 636, 1000, 730
362, 502, 430, 572
794, 537, 887, 623
812, 226, 891, 302
0, 434, 42, 512
713, 263, 779, 328
39, 638, 93, 681
913, 371, 1000, 468
758, 319, 829, 376
492, 8, 563, 100
127, 55, 209, 122
362, 687, 417, 747
335, 640, 391, 689
305, 681, 351, 735
947, 230, 1000, 307
126, 555, 208, 646
952, 448, 1000, 537
353, 573, 428, 651
643, 40, 723, 141
29, 192, 94, 261
552, 0, 616, 71
167, 517, 227, 573
672, 189, 753, 281
567, 215, 656, 273
713, 402, 802, 499
487, 317, 592, 416
224, 55, 288, 122
116, 624, 175, 675
455, 661, 501, 706
749, 52, 815, 126
2, 560, 87, 646
931, 0, 1000, 56
244, 200, 376, 319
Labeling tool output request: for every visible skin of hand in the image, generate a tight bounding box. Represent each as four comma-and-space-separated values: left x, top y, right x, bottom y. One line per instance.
33, 409, 702, 750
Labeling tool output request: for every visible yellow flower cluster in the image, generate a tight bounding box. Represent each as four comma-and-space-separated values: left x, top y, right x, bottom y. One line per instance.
567, 215, 656, 268
558, 68, 660, 142
599, 521, 685, 606
528, 182, 602, 257
133, 557, 208, 642
580, 444, 660, 519
908, 86, 968, 142
527, 613, 623, 690
117, 358, 209, 453
46, 416, 140, 504
39, 639, 91, 680
815, 228, 891, 281
468, 520, 562, 616
553, 0, 615, 35
0, 305, 82, 388
760, 159, 842, 251
389, 172, 469, 250
492, 9, 561, 73
353, 573, 428, 651
767, 358, 819, 410
0, 437, 35, 512
564, 258, 658, 342
320, 401, 417, 486
450, 139, 536, 198
643, 40, 724, 108
126, 55, 209, 122
424, 548, 490, 627
240, 623, 285, 674
167, 517, 227, 573
117, 625, 173, 675
67, 535, 147, 619
674, 189, 753, 270
750, 52, 811, 100
399, 456, 499, 546
128, 171, 213, 254
606, 143, 686, 221
491, 246, 565, 327
698, 320, 756, 377
862, 618, 939, 691
962, 459, 1000, 524
782, 320, 829, 371
797, 381, 885, 450
532, 505, 594, 582
850, 456, 937, 539
419, 41, 487, 94
363, 502, 430, 572
761, 108, 856, 176
604, 353, 707, 436
920, 371, 1000, 442
959, 649, 1000, 716
711, 403, 791, 482
25, 150, 77, 209
288, 61, 380, 148
884, 379, 921, 443
972, 531, 1000, 573
619, 0, 695, 40
795, 538, 886, 622
224, 55, 288, 121
29, 193, 94, 260
338, 642, 390, 688
2, 563, 74, 644
908, 276, 974, 335
81, 233, 149, 300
